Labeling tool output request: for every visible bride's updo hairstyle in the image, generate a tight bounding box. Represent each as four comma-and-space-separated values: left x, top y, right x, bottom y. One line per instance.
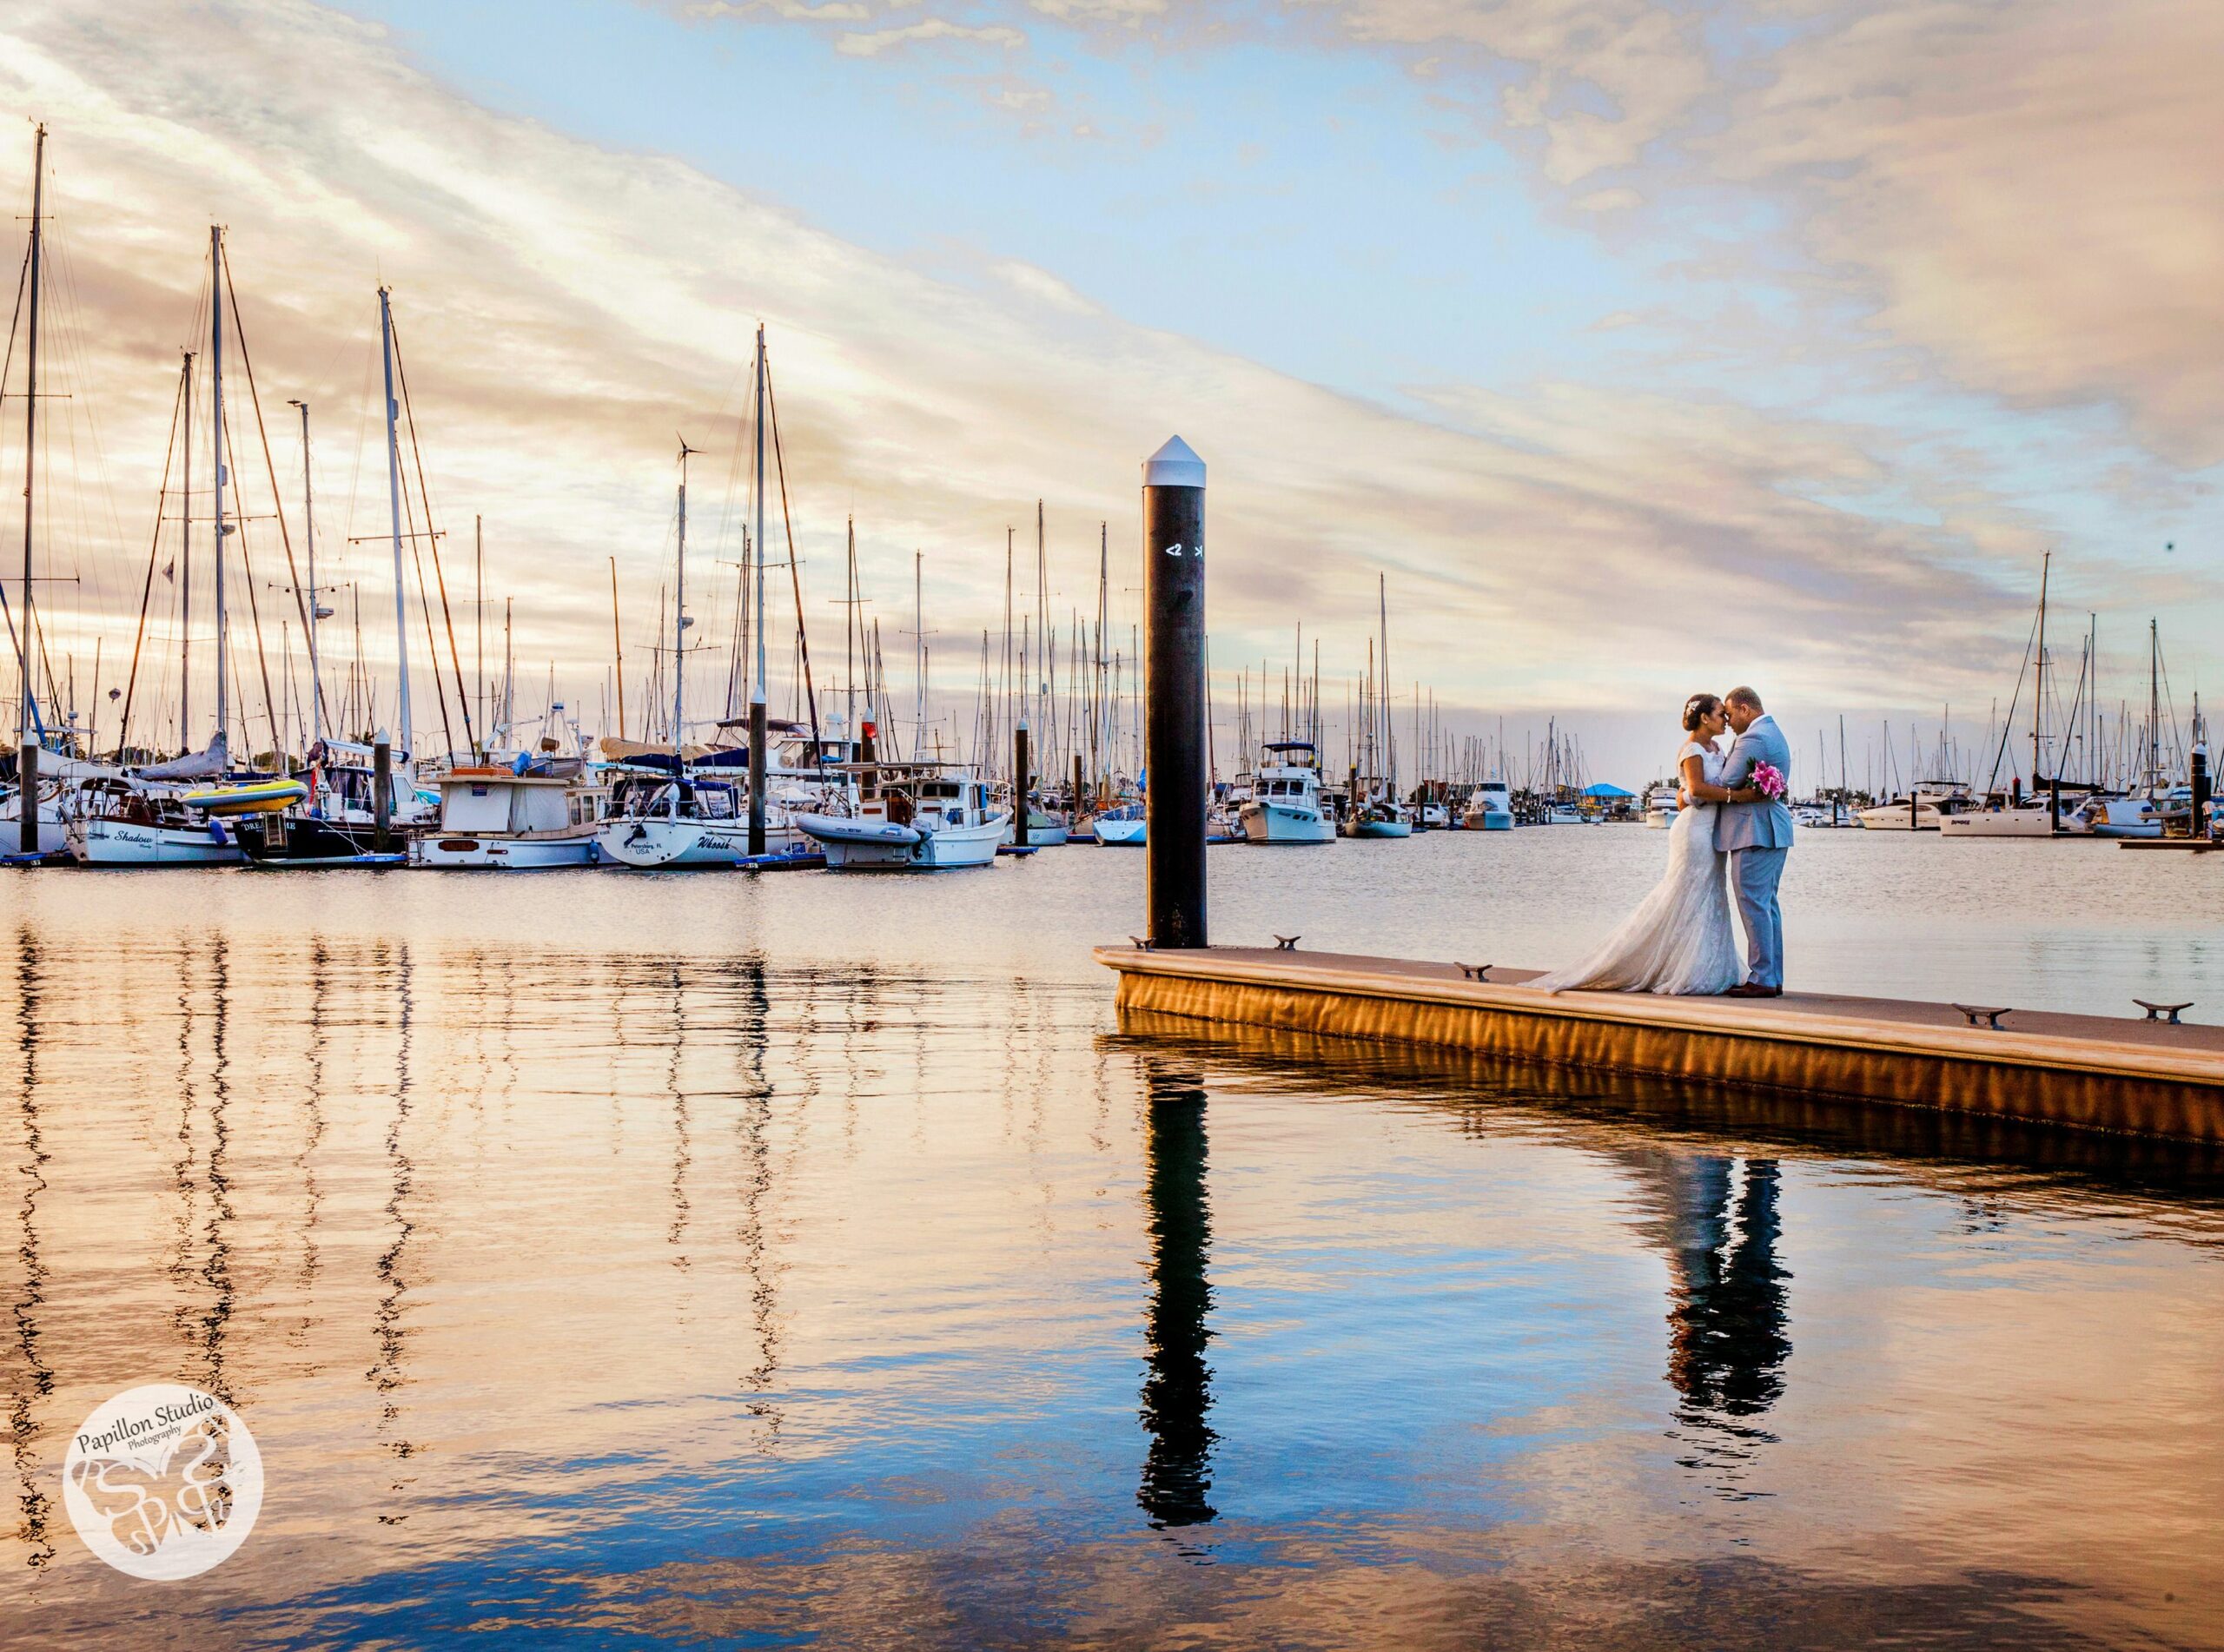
1682, 692, 1722, 732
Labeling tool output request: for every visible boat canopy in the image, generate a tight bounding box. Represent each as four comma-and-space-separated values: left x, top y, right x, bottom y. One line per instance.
1581, 782, 1636, 799
135, 734, 230, 782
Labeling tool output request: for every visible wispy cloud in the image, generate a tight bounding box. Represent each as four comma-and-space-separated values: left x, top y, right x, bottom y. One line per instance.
0, 0, 2177, 775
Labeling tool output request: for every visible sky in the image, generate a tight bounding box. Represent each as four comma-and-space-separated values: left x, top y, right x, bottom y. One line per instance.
1, 0, 2219, 783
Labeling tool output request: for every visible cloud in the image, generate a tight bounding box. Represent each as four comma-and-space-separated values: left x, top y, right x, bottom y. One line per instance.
1706, 0, 2224, 466
835, 16, 1028, 55
0, 0, 2076, 776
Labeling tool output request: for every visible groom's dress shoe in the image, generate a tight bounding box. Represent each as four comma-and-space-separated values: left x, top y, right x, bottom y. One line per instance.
1724, 983, 1777, 998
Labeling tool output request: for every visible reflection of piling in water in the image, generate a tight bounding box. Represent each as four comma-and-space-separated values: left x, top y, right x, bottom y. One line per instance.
1138, 1065, 1216, 1528
9, 926, 53, 1566
1659, 1158, 1790, 1420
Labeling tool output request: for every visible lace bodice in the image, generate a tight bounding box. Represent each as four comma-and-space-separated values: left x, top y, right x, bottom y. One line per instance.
1678, 739, 1725, 794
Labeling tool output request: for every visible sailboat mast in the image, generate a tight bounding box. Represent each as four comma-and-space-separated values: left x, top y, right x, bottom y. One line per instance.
844, 515, 857, 742
16, 125, 43, 847
674, 439, 695, 764
745, 327, 769, 850
379, 287, 412, 758
288, 399, 320, 754
1379, 573, 1393, 794
210, 226, 230, 759
2031, 549, 2049, 790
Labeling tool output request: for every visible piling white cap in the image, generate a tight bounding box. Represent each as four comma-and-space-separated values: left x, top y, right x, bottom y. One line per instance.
1143, 435, 1206, 490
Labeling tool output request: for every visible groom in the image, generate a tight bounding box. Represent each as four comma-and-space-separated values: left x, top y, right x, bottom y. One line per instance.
1716, 687, 1793, 998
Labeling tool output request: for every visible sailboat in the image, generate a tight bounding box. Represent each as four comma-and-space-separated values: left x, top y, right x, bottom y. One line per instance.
1350, 575, 1412, 838
71, 227, 263, 866
1942, 554, 2068, 840
241, 386, 409, 864
599, 439, 756, 868
1, 126, 80, 860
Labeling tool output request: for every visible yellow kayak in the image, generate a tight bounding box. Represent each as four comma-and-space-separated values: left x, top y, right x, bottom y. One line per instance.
180, 778, 309, 817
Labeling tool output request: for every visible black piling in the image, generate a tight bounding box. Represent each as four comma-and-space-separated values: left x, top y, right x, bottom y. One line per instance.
747, 700, 768, 856
2194, 742, 2210, 837
17, 742, 36, 856
1143, 436, 1207, 948
1014, 721, 1031, 848
373, 735, 393, 852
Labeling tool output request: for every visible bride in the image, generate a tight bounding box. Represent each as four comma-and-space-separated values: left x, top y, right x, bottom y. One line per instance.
1530, 693, 1744, 995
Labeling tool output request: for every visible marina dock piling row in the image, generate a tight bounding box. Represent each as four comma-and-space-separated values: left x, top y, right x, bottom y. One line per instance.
1143, 436, 1208, 948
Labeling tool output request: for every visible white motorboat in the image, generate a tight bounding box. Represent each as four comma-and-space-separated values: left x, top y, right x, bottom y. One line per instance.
1092, 803, 1148, 846
1461, 780, 1513, 831
1643, 782, 1681, 830
1240, 742, 1335, 844
412, 758, 611, 868
1937, 796, 2065, 839
1544, 803, 1584, 827
1857, 781, 1974, 831
798, 765, 1009, 869
597, 776, 756, 868
2076, 796, 2163, 840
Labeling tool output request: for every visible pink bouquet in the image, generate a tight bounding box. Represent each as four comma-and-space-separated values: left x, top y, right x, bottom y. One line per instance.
1745, 761, 1788, 802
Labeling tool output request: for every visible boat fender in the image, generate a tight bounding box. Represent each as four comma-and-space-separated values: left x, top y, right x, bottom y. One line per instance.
586, 839, 601, 865
207, 819, 229, 843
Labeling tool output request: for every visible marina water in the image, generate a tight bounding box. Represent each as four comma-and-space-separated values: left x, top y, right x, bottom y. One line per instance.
3, 831, 2221, 1648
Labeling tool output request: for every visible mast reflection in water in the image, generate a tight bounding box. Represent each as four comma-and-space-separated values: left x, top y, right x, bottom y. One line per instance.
1136, 1062, 1215, 1528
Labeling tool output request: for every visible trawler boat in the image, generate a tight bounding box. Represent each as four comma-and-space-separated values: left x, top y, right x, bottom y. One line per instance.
1239, 742, 1335, 844
1461, 780, 1513, 831
596, 774, 753, 869
1857, 781, 1973, 831
1643, 783, 1681, 829
797, 763, 1009, 869
411, 757, 610, 868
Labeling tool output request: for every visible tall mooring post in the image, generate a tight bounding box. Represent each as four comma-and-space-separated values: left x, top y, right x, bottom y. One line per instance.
1014, 719, 1031, 847
373, 731, 394, 853
1143, 436, 1207, 948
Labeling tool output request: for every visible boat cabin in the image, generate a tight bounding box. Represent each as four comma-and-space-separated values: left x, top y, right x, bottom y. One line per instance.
439, 763, 606, 833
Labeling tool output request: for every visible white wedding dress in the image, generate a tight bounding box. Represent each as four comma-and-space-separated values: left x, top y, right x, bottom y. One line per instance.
1530, 741, 1743, 995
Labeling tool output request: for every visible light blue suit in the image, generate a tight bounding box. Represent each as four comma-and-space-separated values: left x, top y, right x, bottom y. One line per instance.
1717, 714, 1793, 989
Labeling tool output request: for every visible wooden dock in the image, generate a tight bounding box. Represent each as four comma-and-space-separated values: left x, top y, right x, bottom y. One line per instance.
1095, 946, 2224, 1142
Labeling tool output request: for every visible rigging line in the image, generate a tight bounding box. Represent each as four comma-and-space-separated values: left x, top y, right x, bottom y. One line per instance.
114, 357, 189, 757
387, 310, 475, 756
760, 355, 821, 756
220, 241, 324, 732
1980, 598, 2045, 796
219, 380, 284, 764
394, 420, 455, 762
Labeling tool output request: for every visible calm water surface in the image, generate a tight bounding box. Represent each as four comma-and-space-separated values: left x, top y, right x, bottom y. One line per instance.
3, 831, 2221, 1649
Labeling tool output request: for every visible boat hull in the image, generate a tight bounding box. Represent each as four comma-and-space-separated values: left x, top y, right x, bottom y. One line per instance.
799, 812, 1004, 869
597, 816, 762, 868
69, 816, 246, 866
1239, 803, 1334, 844
1938, 809, 2060, 839
410, 828, 606, 868
239, 815, 407, 866
1352, 819, 1413, 839
1094, 817, 1147, 846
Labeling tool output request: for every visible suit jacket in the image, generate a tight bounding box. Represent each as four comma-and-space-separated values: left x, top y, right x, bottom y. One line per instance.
1717, 715, 1794, 851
